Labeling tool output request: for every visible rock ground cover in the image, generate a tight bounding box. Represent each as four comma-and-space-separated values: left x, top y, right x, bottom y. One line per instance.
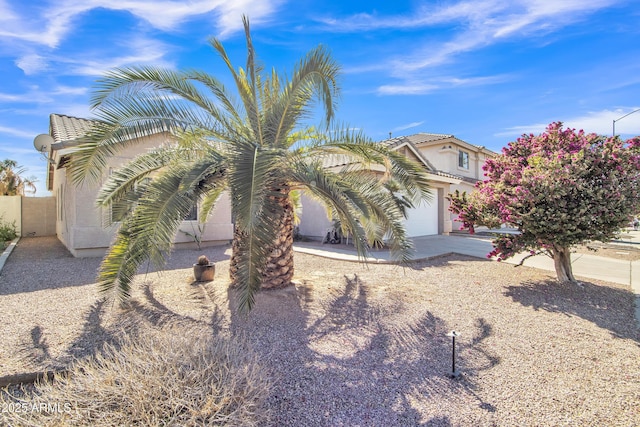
1, 237, 639, 426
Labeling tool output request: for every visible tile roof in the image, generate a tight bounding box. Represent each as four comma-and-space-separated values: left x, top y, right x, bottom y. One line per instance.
432, 170, 480, 184
379, 133, 451, 148
382, 132, 492, 152
49, 113, 94, 144
318, 138, 436, 172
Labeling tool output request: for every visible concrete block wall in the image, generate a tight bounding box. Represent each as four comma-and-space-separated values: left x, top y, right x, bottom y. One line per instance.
22, 197, 56, 236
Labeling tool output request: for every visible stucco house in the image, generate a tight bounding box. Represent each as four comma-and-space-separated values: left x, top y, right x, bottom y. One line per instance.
297, 132, 496, 240
37, 113, 493, 255
40, 113, 234, 257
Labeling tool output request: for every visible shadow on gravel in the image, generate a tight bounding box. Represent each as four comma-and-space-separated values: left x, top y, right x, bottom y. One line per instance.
15, 281, 228, 382
18, 299, 117, 371
228, 273, 501, 426
504, 280, 640, 343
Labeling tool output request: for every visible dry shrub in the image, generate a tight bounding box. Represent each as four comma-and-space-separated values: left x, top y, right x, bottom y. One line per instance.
1, 326, 271, 426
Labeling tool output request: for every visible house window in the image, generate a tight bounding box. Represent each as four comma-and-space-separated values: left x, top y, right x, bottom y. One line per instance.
184, 205, 198, 221
458, 150, 469, 169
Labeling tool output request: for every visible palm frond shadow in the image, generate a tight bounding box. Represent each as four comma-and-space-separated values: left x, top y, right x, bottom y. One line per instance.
18, 299, 116, 372
226, 273, 501, 425
410, 253, 491, 270
504, 280, 640, 343
17, 280, 230, 380
18, 326, 51, 365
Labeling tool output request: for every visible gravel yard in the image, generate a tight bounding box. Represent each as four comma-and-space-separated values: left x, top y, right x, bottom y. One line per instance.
1, 236, 639, 426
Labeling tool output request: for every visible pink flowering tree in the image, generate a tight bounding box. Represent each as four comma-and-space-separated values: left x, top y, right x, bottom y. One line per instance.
448, 122, 640, 283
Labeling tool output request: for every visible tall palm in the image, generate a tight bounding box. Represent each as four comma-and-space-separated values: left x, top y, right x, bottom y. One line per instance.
0, 159, 37, 196
69, 17, 431, 312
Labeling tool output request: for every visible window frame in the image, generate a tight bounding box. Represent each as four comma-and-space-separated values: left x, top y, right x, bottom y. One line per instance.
458, 150, 470, 170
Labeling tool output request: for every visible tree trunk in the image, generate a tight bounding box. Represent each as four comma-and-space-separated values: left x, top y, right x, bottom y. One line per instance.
259, 189, 294, 289
552, 246, 576, 283
229, 187, 295, 290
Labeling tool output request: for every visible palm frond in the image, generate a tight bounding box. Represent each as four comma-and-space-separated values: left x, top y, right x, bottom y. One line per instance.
227, 140, 284, 311
95, 146, 178, 207
209, 21, 262, 146
71, 65, 236, 186
289, 160, 371, 257
98, 158, 225, 299
309, 127, 433, 205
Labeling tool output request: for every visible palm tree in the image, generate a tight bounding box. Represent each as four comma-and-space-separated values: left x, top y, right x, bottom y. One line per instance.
69, 17, 432, 312
0, 159, 37, 196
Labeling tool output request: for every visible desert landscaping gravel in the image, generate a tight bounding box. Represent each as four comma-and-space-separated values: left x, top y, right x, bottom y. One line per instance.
1, 236, 639, 426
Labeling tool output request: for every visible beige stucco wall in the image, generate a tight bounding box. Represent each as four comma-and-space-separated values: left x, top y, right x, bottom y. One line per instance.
0, 196, 21, 236
415, 139, 493, 233
299, 180, 454, 239
22, 197, 56, 236
52, 133, 234, 257
53, 166, 72, 251
175, 192, 234, 245
298, 194, 332, 241
418, 143, 486, 181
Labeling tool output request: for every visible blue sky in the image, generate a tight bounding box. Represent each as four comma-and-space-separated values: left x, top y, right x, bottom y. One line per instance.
1, 0, 639, 195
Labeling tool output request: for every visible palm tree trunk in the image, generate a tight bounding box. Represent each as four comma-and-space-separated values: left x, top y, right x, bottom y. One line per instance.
552, 246, 576, 283
230, 187, 295, 290
260, 190, 295, 289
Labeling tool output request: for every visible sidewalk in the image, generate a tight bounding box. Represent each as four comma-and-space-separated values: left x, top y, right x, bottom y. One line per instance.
294, 233, 640, 325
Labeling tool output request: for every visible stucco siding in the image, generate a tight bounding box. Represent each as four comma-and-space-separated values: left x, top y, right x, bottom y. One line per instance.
50, 133, 235, 257
298, 194, 331, 241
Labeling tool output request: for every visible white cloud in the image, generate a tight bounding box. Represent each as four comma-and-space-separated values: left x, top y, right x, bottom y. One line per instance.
51, 85, 88, 96
0, 86, 88, 114
378, 74, 509, 95
15, 54, 49, 75
0, 125, 39, 138
0, 93, 24, 103
393, 121, 424, 132
0, 0, 283, 49
325, 0, 619, 88
0, 0, 17, 22
321, 0, 616, 36
213, 0, 284, 38
495, 107, 640, 138
61, 36, 174, 76
0, 144, 40, 155
378, 83, 439, 95
0, 89, 53, 104
494, 123, 549, 138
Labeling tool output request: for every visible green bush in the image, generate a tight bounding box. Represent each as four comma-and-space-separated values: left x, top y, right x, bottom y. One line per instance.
0, 215, 17, 244
1, 326, 272, 426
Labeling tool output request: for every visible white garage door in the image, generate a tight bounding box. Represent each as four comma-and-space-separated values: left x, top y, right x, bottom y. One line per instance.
403, 199, 439, 237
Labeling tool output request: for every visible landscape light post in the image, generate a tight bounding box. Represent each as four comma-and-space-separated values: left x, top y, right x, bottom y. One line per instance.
446, 331, 460, 378
612, 108, 640, 136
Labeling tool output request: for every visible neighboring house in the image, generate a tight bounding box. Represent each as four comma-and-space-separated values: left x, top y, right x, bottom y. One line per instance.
405, 133, 496, 232
297, 132, 496, 240
39, 113, 234, 257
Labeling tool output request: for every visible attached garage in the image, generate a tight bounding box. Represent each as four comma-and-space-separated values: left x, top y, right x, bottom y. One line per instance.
403, 198, 439, 237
